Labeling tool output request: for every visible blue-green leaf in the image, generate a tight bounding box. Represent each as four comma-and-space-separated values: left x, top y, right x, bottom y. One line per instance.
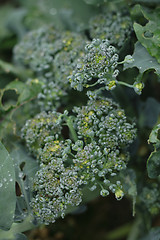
11, 145, 39, 221
147, 124, 160, 178
148, 124, 160, 146
140, 227, 160, 240
124, 42, 160, 75
138, 98, 160, 128
147, 150, 160, 178
14, 233, 28, 240
133, 7, 160, 64
0, 142, 16, 230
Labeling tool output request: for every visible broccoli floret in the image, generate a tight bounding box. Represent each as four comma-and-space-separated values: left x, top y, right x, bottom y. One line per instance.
52, 31, 88, 90
37, 79, 68, 111
53, 31, 88, 54
14, 28, 88, 111
73, 141, 126, 199
89, 12, 132, 48
14, 25, 60, 73
21, 111, 62, 157
22, 97, 136, 223
68, 39, 119, 91
72, 98, 136, 198
40, 139, 72, 165
31, 158, 82, 224
74, 98, 136, 147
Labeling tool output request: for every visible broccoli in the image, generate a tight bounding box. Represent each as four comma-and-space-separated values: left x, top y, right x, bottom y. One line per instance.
14, 25, 60, 73
14, 28, 88, 111
21, 111, 62, 157
40, 138, 72, 165
31, 158, 82, 224
68, 38, 119, 92
37, 79, 68, 111
89, 11, 132, 48
73, 98, 136, 198
23, 97, 136, 223
74, 98, 136, 146
16, 10, 137, 225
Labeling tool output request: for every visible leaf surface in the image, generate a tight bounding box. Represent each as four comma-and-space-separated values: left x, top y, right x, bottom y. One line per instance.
0, 142, 16, 230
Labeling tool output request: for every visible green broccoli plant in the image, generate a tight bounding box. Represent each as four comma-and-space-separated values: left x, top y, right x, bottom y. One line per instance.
21, 97, 136, 225
0, 0, 160, 240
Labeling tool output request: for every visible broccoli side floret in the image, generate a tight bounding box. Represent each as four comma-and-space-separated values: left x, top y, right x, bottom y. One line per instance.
68, 38, 119, 91
31, 152, 83, 224
89, 11, 132, 48
14, 25, 60, 73
22, 98, 136, 223
73, 98, 136, 198
74, 98, 136, 147
52, 31, 88, 90
37, 79, 68, 111
21, 111, 62, 157
14, 28, 88, 111
40, 138, 72, 165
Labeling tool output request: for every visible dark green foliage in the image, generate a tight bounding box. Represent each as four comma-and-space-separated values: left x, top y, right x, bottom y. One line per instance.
140, 183, 160, 215
0, 142, 16, 230
0, 0, 160, 239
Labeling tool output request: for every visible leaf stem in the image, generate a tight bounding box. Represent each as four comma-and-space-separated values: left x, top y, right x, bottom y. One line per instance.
66, 117, 78, 143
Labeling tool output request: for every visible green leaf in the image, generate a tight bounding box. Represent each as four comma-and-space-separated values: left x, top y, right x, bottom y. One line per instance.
0, 142, 16, 230
14, 233, 28, 240
0, 5, 14, 40
148, 124, 160, 145
0, 60, 21, 76
120, 169, 137, 216
124, 42, 160, 75
147, 124, 160, 178
133, 7, 160, 64
0, 79, 41, 111
133, 0, 160, 3
11, 145, 39, 221
140, 227, 160, 240
147, 150, 160, 178
138, 98, 160, 128
0, 215, 34, 240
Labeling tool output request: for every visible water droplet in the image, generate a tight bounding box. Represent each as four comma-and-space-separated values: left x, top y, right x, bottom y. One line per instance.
0, 183, 3, 187
19, 172, 23, 178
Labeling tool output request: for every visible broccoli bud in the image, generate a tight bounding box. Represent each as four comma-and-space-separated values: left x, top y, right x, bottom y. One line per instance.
74, 98, 136, 147
89, 12, 132, 48
21, 111, 62, 157
73, 98, 136, 198
14, 28, 88, 111
40, 139, 72, 165
14, 25, 60, 73
68, 39, 119, 91
31, 159, 82, 224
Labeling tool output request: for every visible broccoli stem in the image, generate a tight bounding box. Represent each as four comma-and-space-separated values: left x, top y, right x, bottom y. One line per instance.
117, 81, 133, 88
66, 116, 78, 142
